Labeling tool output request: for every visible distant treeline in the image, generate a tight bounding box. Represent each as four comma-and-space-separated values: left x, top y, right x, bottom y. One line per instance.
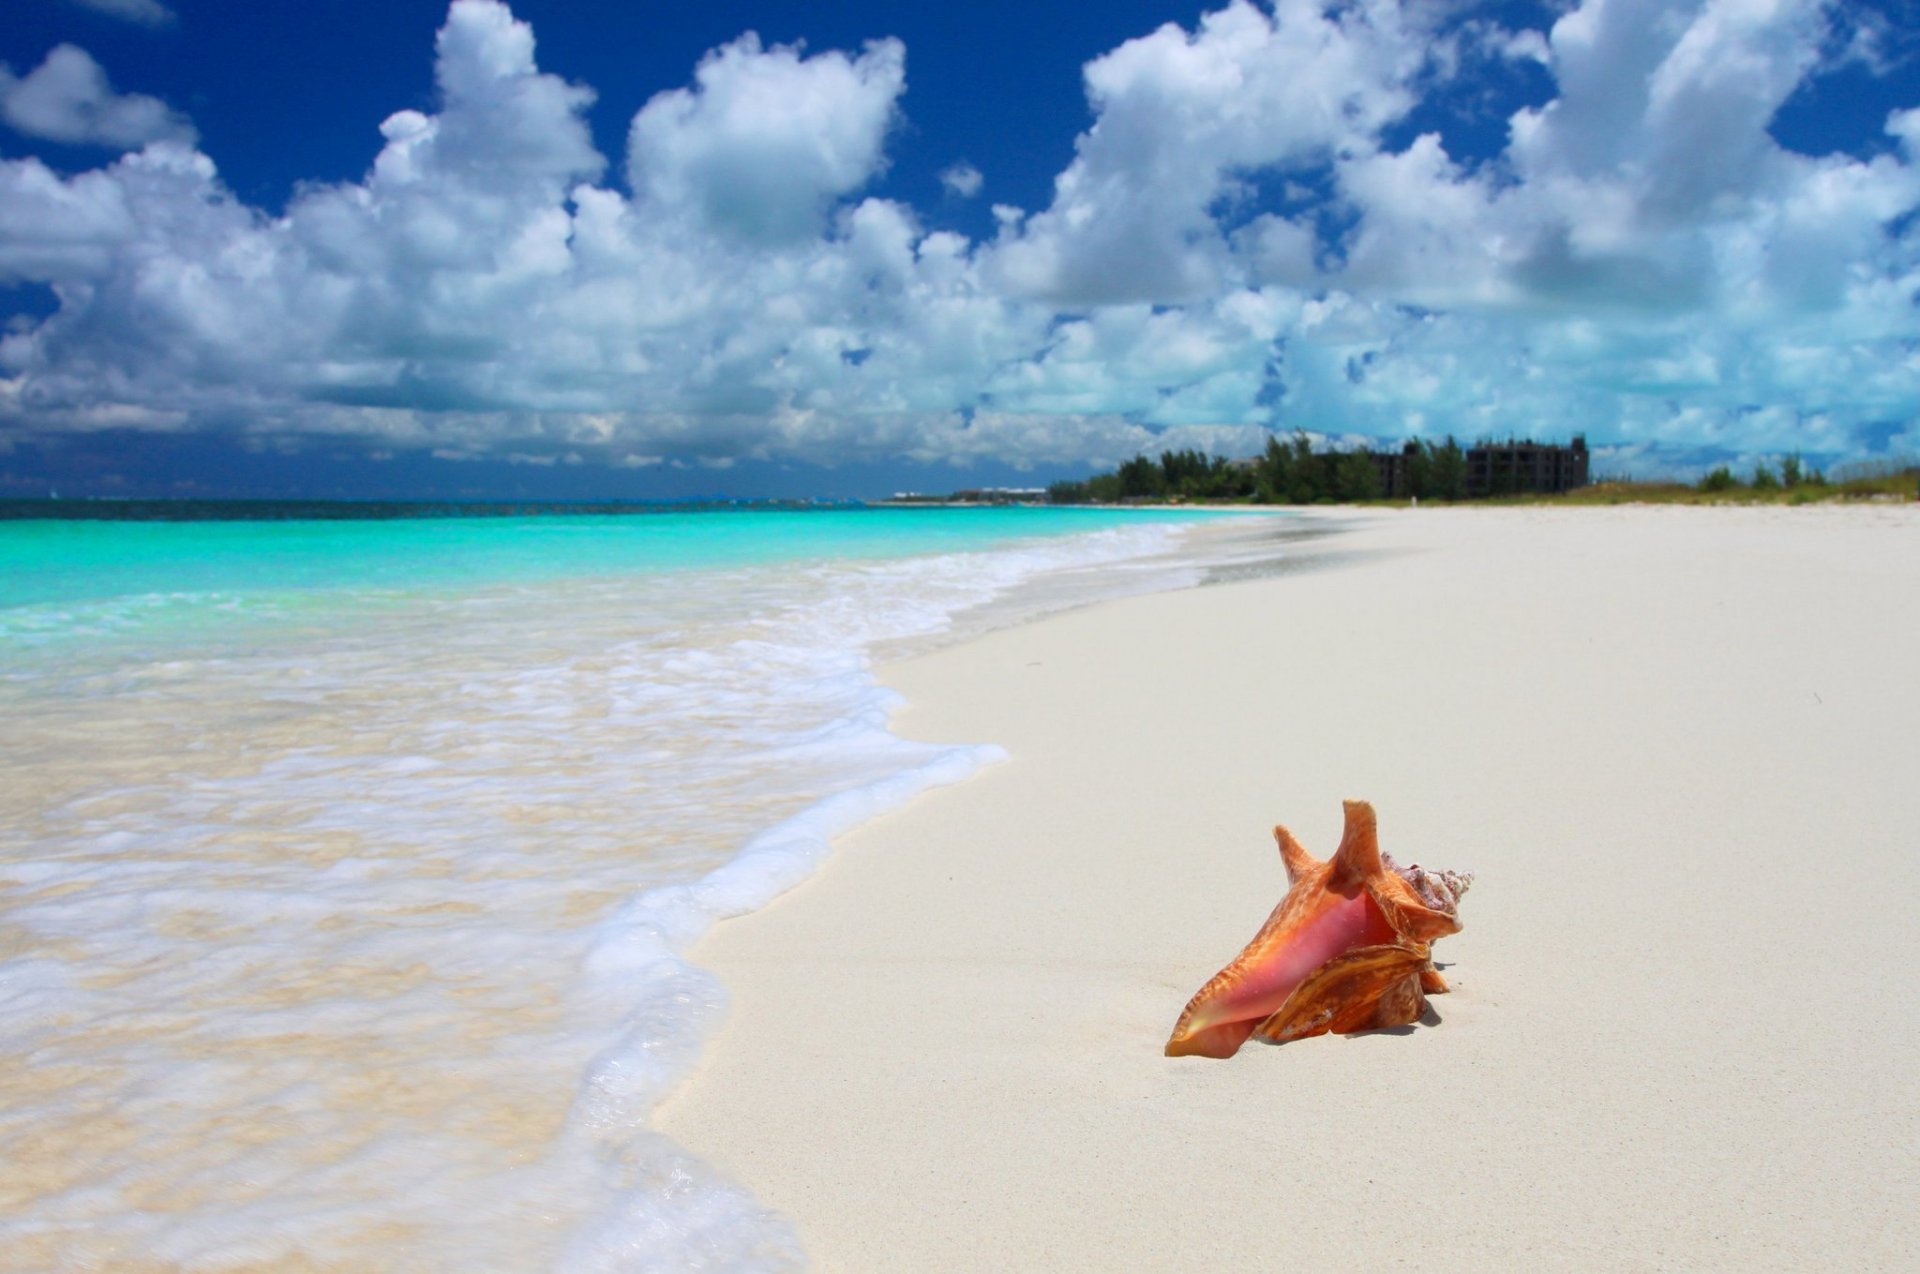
1696, 456, 1821, 493
1046, 440, 1915, 507
1048, 434, 1473, 505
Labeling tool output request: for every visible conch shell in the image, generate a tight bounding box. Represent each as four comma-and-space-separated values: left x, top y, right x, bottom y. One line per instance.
1165, 800, 1471, 1057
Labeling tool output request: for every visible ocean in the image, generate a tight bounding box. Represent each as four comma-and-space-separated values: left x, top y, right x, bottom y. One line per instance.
0, 502, 1286, 1270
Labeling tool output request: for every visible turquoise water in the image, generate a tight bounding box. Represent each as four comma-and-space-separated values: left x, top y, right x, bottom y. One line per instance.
0, 506, 1227, 673
0, 503, 1278, 1269
0, 505, 1213, 611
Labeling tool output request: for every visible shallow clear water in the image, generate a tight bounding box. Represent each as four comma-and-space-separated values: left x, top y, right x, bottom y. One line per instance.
0, 505, 1281, 1270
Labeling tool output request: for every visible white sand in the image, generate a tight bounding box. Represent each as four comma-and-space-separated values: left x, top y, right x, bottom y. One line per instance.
655, 505, 1920, 1271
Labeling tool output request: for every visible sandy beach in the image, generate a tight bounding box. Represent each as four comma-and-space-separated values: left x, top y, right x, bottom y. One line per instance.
655, 505, 1920, 1271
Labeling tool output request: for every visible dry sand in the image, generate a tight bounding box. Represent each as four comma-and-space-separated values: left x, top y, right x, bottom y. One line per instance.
655, 505, 1920, 1271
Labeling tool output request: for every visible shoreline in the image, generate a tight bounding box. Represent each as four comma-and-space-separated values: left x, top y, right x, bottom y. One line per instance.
655, 504, 1920, 1271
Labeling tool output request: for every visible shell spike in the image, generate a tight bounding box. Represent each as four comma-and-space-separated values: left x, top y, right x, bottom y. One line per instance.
1273, 824, 1320, 883
1329, 799, 1383, 885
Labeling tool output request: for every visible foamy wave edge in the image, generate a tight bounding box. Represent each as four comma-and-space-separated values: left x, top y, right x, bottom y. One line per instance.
549, 519, 1214, 1271
557, 742, 1001, 1270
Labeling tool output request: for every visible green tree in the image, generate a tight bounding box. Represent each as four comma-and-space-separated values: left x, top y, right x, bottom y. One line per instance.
1158, 448, 1211, 494
1779, 454, 1803, 488
1117, 454, 1167, 499
1698, 466, 1737, 493
1331, 450, 1382, 501
1256, 433, 1295, 501
1428, 437, 1467, 500
1404, 442, 1434, 499
1288, 432, 1327, 503
1751, 462, 1780, 491
1211, 456, 1257, 500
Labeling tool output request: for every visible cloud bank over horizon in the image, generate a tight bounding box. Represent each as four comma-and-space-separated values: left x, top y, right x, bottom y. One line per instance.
3, 0, 1918, 490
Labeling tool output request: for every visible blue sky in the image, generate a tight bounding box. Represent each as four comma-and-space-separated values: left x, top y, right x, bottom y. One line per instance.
2, 0, 1918, 499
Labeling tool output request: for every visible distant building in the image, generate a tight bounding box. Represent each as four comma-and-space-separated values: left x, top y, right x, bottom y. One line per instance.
884, 487, 1049, 505
1369, 435, 1590, 498
946, 488, 1049, 504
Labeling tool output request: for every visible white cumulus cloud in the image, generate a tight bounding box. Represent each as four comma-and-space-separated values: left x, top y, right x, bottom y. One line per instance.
985, 0, 1433, 304
939, 161, 983, 198
0, 44, 196, 149
63, 0, 175, 27
628, 33, 904, 245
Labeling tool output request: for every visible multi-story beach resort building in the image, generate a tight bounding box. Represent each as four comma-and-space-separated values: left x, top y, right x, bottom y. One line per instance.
1368, 435, 1592, 498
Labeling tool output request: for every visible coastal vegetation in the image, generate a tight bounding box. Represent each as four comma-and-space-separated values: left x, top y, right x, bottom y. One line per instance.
1052, 433, 1512, 502
1564, 455, 1917, 506
1047, 436, 1918, 507
1046, 435, 1473, 505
